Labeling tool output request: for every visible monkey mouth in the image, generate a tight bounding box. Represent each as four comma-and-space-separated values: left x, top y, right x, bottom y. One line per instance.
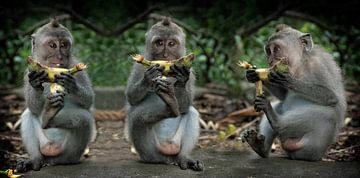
49, 63, 63, 68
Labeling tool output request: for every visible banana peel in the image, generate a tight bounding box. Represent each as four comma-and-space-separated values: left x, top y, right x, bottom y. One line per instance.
0, 169, 22, 178
237, 61, 269, 96
131, 53, 194, 76
238, 60, 289, 96
27, 56, 87, 94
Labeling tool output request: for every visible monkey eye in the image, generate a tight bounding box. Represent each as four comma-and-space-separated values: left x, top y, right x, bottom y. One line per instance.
49, 42, 57, 49
273, 46, 280, 53
168, 41, 176, 47
61, 42, 68, 49
155, 40, 164, 47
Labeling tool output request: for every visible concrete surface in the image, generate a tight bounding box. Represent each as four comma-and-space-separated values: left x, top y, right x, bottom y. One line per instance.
23, 149, 359, 178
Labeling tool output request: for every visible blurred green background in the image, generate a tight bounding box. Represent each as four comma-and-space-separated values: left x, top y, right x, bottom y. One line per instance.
1, 0, 359, 93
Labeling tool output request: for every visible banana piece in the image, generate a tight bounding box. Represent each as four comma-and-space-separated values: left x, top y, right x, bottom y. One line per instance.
131, 53, 194, 75
238, 60, 289, 96
27, 56, 87, 94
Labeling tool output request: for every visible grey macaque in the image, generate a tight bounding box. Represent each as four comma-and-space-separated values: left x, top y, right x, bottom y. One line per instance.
125, 18, 203, 171
17, 19, 95, 172
244, 24, 346, 161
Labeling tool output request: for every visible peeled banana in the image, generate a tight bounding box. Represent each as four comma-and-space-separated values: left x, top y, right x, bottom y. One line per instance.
131, 53, 194, 76
27, 56, 87, 94
238, 61, 269, 96
237, 60, 289, 96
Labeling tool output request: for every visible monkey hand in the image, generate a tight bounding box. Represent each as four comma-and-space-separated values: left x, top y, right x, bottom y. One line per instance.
170, 64, 190, 86
144, 64, 164, 84
28, 70, 49, 90
47, 92, 65, 109
254, 95, 271, 112
154, 76, 176, 96
245, 69, 260, 83
55, 73, 77, 94
268, 71, 294, 88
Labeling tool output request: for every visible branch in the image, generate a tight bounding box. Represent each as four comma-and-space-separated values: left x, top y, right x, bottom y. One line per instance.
109, 5, 160, 36
238, 3, 294, 36
0, 14, 71, 42
283, 11, 333, 32
57, 6, 111, 36
283, 10, 348, 34
58, 5, 160, 37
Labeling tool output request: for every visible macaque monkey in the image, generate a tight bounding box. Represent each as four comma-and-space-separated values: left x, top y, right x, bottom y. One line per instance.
125, 18, 204, 171
17, 19, 95, 172
244, 24, 346, 161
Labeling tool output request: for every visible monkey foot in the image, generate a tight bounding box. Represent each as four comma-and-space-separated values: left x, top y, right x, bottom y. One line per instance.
40, 142, 63, 156
156, 141, 180, 155
282, 138, 304, 151
177, 157, 204, 171
16, 157, 44, 172
243, 129, 268, 158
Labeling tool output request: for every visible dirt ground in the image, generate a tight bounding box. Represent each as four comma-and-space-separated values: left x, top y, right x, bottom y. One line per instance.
0, 82, 359, 176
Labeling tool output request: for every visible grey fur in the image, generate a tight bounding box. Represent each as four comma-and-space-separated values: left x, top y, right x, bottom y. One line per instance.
19, 21, 95, 172
125, 19, 203, 171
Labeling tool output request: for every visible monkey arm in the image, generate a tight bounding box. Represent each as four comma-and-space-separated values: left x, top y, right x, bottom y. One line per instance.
289, 80, 338, 106
69, 72, 94, 109
174, 73, 195, 114
125, 65, 153, 106
263, 82, 288, 100
268, 72, 338, 106
24, 74, 46, 115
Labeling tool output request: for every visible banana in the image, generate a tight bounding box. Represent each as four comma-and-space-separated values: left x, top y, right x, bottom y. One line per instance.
27, 56, 87, 94
238, 60, 289, 96
238, 61, 268, 96
131, 53, 194, 75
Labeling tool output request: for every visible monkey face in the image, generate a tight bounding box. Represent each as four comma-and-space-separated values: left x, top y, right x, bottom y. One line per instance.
33, 35, 72, 68
145, 18, 186, 61
150, 35, 183, 61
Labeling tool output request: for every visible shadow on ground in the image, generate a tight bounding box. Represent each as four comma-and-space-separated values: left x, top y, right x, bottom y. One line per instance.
23, 148, 359, 177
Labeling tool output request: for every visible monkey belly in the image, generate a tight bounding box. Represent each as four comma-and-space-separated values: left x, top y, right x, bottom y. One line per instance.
40, 142, 63, 156
281, 138, 304, 151
156, 141, 181, 155
41, 128, 67, 156
153, 116, 183, 155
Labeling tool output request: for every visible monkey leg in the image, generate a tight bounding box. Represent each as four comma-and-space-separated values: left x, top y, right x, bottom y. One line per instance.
44, 107, 93, 165
278, 104, 337, 161
174, 107, 203, 171
244, 102, 280, 158
244, 111, 278, 158
157, 91, 180, 116
19, 109, 46, 171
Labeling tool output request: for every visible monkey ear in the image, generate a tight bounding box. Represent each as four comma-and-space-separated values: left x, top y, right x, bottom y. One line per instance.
300, 33, 313, 52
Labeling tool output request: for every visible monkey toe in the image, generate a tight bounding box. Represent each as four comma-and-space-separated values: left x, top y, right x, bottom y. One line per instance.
189, 160, 204, 171
16, 160, 32, 173
40, 142, 63, 156
244, 130, 267, 158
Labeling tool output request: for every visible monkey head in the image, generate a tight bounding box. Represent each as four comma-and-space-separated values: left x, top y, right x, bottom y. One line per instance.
31, 18, 73, 68
264, 24, 313, 75
145, 17, 186, 61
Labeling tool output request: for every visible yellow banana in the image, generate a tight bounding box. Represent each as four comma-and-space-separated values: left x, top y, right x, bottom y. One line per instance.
238, 60, 289, 96
238, 61, 269, 96
131, 53, 194, 75
27, 56, 87, 94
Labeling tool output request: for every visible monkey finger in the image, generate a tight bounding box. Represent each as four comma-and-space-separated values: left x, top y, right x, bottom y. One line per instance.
155, 85, 170, 93
50, 100, 64, 108
29, 70, 45, 81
